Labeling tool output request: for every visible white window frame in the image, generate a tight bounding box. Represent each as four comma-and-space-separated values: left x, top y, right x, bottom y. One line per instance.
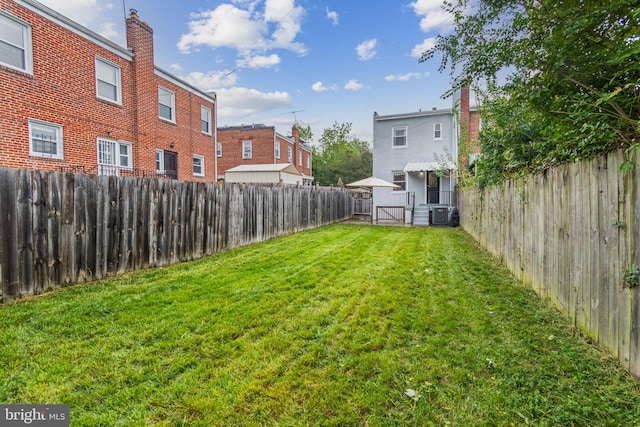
392, 126, 407, 148
275, 141, 281, 159
97, 138, 132, 175
158, 86, 176, 122
392, 171, 406, 192
156, 149, 164, 173
95, 57, 122, 104
216, 142, 222, 157
28, 119, 63, 159
434, 123, 443, 140
287, 146, 293, 163
298, 151, 302, 166
306, 153, 311, 169
193, 154, 205, 177
0, 11, 33, 74
201, 106, 211, 135
242, 140, 252, 159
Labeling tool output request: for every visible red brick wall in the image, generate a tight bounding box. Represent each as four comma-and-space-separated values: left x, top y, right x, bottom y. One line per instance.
217, 125, 312, 178
0, 1, 215, 182
217, 127, 276, 174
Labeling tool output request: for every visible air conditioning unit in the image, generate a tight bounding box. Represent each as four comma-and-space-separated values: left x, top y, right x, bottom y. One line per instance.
432, 206, 449, 225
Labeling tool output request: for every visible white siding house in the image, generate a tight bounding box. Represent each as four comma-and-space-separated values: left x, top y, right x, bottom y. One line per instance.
372, 108, 459, 225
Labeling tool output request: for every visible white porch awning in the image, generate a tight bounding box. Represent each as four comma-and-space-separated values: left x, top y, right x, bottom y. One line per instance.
403, 161, 457, 172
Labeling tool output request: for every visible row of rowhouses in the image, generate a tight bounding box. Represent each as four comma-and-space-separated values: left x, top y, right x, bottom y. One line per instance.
0, 0, 312, 183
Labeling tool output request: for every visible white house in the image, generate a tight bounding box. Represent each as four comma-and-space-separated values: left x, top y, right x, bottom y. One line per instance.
372, 88, 474, 225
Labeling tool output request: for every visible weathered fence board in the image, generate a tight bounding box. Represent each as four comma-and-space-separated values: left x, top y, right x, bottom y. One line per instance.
0, 169, 352, 303
460, 148, 640, 378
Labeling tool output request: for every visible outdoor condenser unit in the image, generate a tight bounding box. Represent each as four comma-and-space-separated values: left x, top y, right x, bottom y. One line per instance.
432, 206, 449, 225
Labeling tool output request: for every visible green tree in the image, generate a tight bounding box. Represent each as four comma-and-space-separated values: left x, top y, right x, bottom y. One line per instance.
421, 0, 640, 186
296, 124, 313, 143
312, 122, 372, 186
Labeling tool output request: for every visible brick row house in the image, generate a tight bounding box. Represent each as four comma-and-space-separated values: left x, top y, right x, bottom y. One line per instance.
0, 0, 217, 181
216, 123, 313, 184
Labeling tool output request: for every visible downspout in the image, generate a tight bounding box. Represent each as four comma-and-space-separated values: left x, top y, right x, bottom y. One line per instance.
213, 92, 218, 181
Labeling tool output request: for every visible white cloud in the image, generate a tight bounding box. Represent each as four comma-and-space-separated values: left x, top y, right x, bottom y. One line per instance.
410, 0, 453, 33
411, 37, 437, 59
385, 72, 430, 82
344, 80, 364, 91
178, 5, 267, 54
181, 70, 239, 91
39, 0, 100, 26
38, 0, 121, 41
356, 39, 377, 61
170, 63, 183, 72
178, 0, 306, 57
326, 8, 339, 26
264, 0, 307, 54
97, 22, 119, 40
236, 54, 281, 69
311, 81, 335, 92
215, 87, 293, 122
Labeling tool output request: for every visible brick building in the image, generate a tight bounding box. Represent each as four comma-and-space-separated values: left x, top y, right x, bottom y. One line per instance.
216, 123, 313, 184
0, 0, 217, 181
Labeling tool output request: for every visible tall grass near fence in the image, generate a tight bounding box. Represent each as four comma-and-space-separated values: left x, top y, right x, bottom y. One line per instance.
459, 148, 640, 377
0, 168, 351, 302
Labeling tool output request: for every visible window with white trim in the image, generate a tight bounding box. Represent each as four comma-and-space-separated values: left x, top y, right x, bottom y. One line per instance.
242, 140, 252, 159
97, 138, 131, 175
29, 119, 63, 159
275, 141, 280, 159
392, 171, 406, 191
0, 11, 33, 74
201, 106, 211, 134
216, 142, 222, 157
95, 57, 122, 104
392, 126, 407, 147
287, 146, 292, 162
298, 151, 302, 166
306, 154, 311, 169
158, 86, 175, 122
434, 123, 442, 140
193, 155, 205, 176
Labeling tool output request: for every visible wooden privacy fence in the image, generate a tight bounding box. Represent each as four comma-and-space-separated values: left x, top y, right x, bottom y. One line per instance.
0, 168, 352, 302
459, 148, 640, 377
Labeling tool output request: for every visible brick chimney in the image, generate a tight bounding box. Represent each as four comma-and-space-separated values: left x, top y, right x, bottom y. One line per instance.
126, 10, 156, 173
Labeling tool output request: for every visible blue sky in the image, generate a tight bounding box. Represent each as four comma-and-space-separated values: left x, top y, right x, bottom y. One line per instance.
39, 0, 456, 144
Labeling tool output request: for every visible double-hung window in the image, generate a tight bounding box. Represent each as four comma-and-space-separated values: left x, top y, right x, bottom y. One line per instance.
434, 123, 442, 140
193, 155, 205, 177
159, 86, 175, 122
216, 142, 222, 157
298, 151, 302, 166
275, 141, 280, 159
0, 11, 33, 74
392, 171, 406, 191
29, 119, 63, 159
97, 138, 131, 175
287, 147, 293, 163
201, 106, 211, 134
242, 140, 252, 159
392, 126, 407, 148
95, 57, 122, 104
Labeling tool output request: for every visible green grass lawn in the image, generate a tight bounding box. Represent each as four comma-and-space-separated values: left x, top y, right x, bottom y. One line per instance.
1, 224, 639, 426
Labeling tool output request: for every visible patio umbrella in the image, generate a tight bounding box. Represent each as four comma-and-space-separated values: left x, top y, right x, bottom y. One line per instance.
346, 176, 400, 188
346, 177, 399, 223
